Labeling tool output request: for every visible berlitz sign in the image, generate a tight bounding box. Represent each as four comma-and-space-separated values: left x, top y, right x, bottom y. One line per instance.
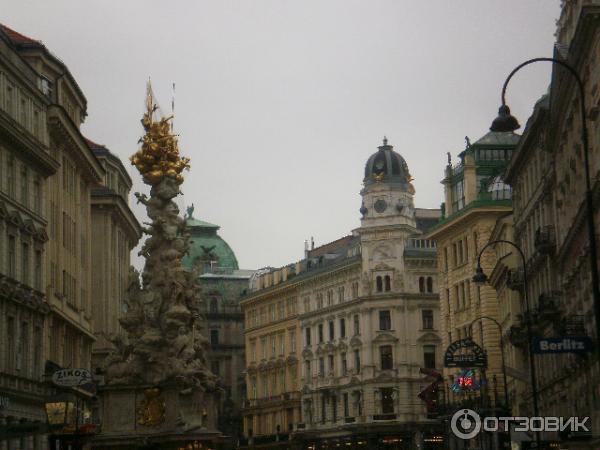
532, 337, 593, 354
51, 368, 92, 387
444, 338, 488, 368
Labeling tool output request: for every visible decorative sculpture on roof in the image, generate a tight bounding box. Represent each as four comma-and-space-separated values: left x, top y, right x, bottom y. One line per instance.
105, 82, 215, 391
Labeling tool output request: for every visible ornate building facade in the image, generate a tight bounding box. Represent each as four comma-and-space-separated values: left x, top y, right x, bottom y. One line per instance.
88, 140, 141, 371
0, 23, 139, 449
0, 24, 57, 449
241, 139, 443, 450
488, 3, 600, 447
427, 131, 518, 431
182, 210, 254, 442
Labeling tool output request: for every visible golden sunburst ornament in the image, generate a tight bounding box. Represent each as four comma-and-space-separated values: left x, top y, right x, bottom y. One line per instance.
137, 388, 166, 426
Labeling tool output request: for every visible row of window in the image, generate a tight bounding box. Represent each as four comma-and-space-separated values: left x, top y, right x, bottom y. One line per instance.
443, 233, 477, 271
305, 282, 359, 312
3, 317, 43, 379
0, 71, 45, 141
248, 329, 297, 362
304, 344, 436, 379
0, 151, 43, 214
3, 234, 43, 290
48, 321, 90, 369
246, 297, 298, 328
407, 238, 437, 249
249, 366, 297, 399
304, 309, 434, 347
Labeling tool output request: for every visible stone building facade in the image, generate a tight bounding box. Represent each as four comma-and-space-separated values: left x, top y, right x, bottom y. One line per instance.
241, 139, 444, 450
489, 3, 600, 447
0, 24, 58, 449
87, 140, 141, 371
426, 131, 518, 427
0, 23, 139, 449
182, 211, 254, 442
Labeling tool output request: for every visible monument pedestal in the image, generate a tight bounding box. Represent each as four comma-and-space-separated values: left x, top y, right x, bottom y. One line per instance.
92, 383, 222, 450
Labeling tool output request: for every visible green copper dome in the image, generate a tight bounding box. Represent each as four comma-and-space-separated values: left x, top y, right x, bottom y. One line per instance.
182, 209, 239, 273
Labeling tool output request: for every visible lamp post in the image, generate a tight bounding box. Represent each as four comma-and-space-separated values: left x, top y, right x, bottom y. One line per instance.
468, 315, 510, 413
490, 57, 600, 356
472, 239, 539, 446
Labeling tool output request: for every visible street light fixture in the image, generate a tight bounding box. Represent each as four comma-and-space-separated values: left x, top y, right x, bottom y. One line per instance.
473, 239, 540, 446
468, 316, 510, 413
490, 57, 600, 355
45, 394, 76, 429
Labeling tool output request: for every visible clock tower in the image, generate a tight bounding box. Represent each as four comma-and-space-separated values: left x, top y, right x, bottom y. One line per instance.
356, 137, 419, 293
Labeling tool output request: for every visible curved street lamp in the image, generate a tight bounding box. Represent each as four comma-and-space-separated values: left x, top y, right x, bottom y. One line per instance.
490, 57, 600, 353
473, 239, 539, 446
468, 315, 509, 413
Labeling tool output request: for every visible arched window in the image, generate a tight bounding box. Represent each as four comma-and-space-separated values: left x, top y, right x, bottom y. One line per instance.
419, 277, 425, 293
376, 276, 383, 293
426, 277, 433, 293
384, 275, 391, 292
210, 298, 218, 313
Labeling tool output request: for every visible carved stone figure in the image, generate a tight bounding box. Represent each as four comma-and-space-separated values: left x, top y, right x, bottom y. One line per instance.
105, 94, 215, 392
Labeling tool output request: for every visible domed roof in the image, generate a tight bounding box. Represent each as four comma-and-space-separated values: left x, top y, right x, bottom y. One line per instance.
181, 210, 239, 273
364, 137, 412, 187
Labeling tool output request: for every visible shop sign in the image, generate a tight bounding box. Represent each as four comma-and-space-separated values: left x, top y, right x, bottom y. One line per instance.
532, 337, 593, 354
52, 368, 92, 387
443, 338, 487, 368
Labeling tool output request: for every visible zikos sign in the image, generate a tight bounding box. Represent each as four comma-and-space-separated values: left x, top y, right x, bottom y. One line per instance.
52, 368, 92, 387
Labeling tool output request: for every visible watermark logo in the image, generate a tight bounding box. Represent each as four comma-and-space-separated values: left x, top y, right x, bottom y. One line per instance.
451, 409, 482, 439
450, 409, 590, 439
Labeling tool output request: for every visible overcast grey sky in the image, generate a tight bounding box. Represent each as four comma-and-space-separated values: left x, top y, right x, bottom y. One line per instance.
5, 1, 561, 270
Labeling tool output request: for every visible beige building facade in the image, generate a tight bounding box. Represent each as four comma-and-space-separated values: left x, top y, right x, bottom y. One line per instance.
0, 24, 58, 450
241, 139, 444, 450
427, 131, 519, 426
88, 140, 141, 371
0, 23, 140, 449
489, 3, 600, 447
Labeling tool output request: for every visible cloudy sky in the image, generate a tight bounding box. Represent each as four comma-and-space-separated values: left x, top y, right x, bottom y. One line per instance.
5, 1, 561, 270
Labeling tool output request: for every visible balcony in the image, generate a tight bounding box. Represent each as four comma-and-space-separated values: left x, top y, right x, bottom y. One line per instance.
508, 324, 528, 348
534, 225, 556, 255
536, 291, 562, 321
506, 268, 525, 291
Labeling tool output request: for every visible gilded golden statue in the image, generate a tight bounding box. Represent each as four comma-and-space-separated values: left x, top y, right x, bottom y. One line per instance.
130, 83, 190, 186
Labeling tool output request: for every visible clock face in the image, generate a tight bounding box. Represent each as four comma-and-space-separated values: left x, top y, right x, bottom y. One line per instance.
374, 199, 387, 213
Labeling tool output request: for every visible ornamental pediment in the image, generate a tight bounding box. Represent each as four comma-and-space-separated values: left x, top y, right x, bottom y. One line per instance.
350, 336, 362, 347
324, 342, 335, 352
375, 371, 395, 382
417, 332, 441, 343
373, 332, 399, 343
286, 355, 298, 365
302, 348, 313, 359
337, 342, 348, 351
